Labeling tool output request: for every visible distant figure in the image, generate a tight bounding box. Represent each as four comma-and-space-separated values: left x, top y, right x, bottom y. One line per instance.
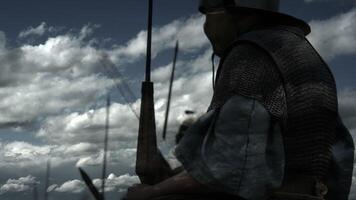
126, 1, 354, 200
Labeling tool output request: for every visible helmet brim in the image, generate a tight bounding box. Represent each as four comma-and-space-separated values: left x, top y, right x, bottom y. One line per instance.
201, 6, 311, 36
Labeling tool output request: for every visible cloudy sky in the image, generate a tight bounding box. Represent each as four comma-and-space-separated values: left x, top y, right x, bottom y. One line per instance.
0, 0, 355, 200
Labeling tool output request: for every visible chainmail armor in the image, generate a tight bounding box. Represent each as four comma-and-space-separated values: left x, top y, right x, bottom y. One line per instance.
208, 43, 287, 120
209, 26, 338, 183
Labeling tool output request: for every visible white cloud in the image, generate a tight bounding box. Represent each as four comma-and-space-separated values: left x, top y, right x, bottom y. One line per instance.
18, 22, 54, 38
0, 175, 38, 195
21, 16, 213, 169
0, 142, 51, 168
308, 9, 356, 60
0, 139, 138, 170
0, 141, 72, 169
0, 75, 112, 124
110, 14, 208, 64
37, 102, 139, 145
0, 29, 114, 126
0, 14, 212, 171
33, 47, 214, 166
49, 180, 85, 193
76, 148, 136, 168
94, 173, 140, 192
50, 173, 139, 194
0, 15, 207, 128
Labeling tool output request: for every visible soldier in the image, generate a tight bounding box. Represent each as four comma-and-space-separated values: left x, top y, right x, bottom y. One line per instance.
126, 0, 354, 200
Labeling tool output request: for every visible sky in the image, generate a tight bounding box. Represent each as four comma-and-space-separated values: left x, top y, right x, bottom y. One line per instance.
0, 0, 355, 200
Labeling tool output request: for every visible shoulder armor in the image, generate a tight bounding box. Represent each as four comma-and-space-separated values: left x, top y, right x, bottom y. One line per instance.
209, 42, 287, 121
237, 26, 338, 180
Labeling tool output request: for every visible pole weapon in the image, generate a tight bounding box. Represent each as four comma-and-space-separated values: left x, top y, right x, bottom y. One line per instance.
78, 95, 111, 200
32, 182, 38, 200
78, 168, 103, 200
135, 0, 174, 185
101, 95, 110, 200
101, 54, 139, 120
44, 159, 51, 200
162, 41, 179, 140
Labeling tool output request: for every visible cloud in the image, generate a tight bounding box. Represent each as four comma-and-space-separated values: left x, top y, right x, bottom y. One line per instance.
75, 148, 136, 168
0, 141, 89, 169
0, 175, 38, 195
0, 75, 112, 124
0, 141, 51, 168
37, 102, 139, 145
49, 180, 85, 193
0, 13, 212, 176
32, 47, 214, 167
110, 14, 208, 64
0, 25, 114, 126
0, 140, 135, 171
0, 15, 208, 129
339, 89, 356, 136
92, 173, 140, 192
19, 15, 212, 170
308, 9, 356, 60
49, 173, 139, 194
18, 22, 55, 38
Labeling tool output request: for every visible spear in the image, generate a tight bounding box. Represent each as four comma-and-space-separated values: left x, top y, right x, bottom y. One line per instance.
101, 95, 110, 200
100, 54, 139, 120
162, 41, 179, 140
135, 0, 174, 185
78, 168, 102, 200
135, 0, 156, 184
33, 182, 38, 200
44, 160, 51, 200
78, 95, 111, 200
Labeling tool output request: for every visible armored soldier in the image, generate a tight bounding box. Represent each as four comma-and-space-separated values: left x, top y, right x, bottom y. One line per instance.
126, 0, 354, 200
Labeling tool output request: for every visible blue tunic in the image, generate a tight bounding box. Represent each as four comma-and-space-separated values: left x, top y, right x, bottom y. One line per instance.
175, 95, 284, 200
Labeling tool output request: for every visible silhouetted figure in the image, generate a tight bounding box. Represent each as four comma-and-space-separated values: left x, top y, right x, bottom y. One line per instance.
126, 1, 354, 200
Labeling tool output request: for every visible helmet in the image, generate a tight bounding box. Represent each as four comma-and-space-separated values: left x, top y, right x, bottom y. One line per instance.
199, 0, 279, 13
199, 0, 310, 35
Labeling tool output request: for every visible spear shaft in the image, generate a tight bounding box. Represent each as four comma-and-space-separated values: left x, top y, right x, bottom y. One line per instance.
44, 160, 50, 200
136, 0, 157, 185
79, 168, 103, 200
136, 0, 174, 185
101, 95, 110, 200
162, 41, 179, 140
145, 0, 153, 82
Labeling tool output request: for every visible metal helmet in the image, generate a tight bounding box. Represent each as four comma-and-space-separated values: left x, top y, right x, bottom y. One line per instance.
199, 0, 279, 14
199, 0, 311, 35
